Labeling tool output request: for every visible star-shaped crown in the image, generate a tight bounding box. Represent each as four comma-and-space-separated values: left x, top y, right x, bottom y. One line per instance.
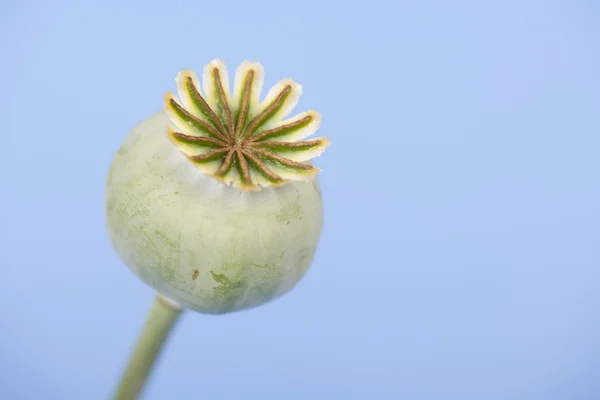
165, 58, 330, 191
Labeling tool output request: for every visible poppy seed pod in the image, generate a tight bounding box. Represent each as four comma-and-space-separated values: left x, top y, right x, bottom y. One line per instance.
105, 59, 330, 314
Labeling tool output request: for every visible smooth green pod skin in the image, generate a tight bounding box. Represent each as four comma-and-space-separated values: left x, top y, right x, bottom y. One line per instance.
105, 111, 324, 314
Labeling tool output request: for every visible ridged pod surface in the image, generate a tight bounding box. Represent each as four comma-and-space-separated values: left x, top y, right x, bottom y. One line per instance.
105, 59, 329, 314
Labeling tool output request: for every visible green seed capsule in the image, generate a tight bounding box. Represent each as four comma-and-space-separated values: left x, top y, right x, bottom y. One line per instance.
105, 59, 329, 314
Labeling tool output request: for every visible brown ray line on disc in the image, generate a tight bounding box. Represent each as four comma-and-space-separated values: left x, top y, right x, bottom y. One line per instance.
235, 149, 252, 185
249, 138, 323, 149
185, 76, 230, 140
215, 149, 235, 176
241, 85, 292, 142
171, 131, 229, 147
251, 147, 313, 170
234, 70, 254, 138
169, 98, 229, 143
241, 149, 283, 182
189, 148, 229, 162
213, 68, 235, 140
247, 114, 312, 143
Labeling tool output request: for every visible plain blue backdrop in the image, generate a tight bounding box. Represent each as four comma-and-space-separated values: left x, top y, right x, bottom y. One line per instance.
1, 1, 599, 399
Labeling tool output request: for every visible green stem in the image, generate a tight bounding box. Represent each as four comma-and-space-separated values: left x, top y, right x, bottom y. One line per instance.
113, 295, 184, 400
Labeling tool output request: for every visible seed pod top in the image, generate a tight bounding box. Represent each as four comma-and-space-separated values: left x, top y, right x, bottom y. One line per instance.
164, 58, 331, 192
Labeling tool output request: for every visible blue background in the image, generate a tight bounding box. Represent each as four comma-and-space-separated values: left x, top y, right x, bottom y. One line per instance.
1, 1, 599, 399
